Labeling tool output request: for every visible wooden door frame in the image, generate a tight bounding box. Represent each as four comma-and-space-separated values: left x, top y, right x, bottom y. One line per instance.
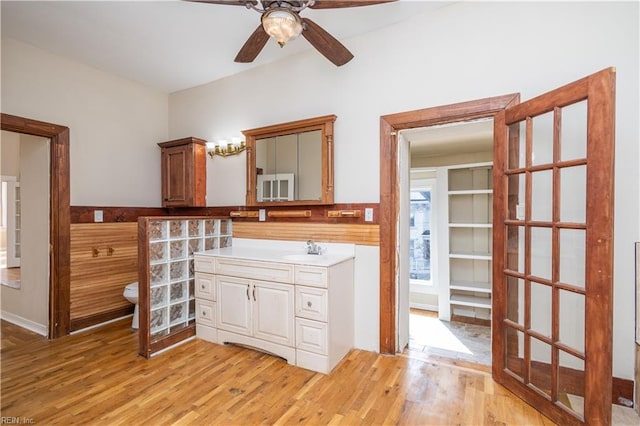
1, 113, 70, 339
378, 94, 520, 353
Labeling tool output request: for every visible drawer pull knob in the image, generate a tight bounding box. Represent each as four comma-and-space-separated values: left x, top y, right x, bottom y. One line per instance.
202, 311, 206, 316
201, 285, 205, 289
307, 301, 312, 308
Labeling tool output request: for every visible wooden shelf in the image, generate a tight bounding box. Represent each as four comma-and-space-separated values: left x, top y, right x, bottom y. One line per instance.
448, 189, 493, 195
449, 281, 492, 293
449, 252, 492, 260
445, 163, 494, 322
450, 294, 492, 309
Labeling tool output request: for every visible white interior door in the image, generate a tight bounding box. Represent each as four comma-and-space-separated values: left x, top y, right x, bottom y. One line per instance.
396, 133, 410, 352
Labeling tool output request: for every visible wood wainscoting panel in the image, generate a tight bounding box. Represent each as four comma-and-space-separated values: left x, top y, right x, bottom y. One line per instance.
70, 223, 138, 330
233, 222, 379, 246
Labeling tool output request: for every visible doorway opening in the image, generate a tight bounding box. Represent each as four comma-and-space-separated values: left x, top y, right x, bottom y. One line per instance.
1, 113, 70, 339
402, 119, 494, 367
1, 176, 21, 289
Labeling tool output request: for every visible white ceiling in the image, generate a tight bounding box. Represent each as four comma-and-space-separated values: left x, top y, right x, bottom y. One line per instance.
1, 0, 451, 93
401, 118, 494, 158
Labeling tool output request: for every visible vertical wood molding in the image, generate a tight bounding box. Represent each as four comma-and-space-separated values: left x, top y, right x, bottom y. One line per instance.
378, 94, 520, 355
1, 113, 71, 339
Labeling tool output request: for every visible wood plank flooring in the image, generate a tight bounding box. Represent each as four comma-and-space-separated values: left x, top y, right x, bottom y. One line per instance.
1, 318, 559, 425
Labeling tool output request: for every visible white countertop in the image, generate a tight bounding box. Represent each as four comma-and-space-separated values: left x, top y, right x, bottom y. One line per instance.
195, 243, 355, 267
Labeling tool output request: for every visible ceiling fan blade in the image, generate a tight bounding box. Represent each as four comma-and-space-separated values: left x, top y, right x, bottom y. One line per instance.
310, 0, 396, 9
301, 18, 353, 66
235, 24, 270, 62
185, 0, 258, 6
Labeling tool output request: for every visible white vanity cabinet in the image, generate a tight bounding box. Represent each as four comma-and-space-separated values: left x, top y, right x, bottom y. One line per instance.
216, 275, 295, 348
294, 261, 354, 374
193, 247, 354, 374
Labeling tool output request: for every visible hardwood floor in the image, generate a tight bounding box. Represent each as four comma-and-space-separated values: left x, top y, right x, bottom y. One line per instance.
0, 318, 561, 425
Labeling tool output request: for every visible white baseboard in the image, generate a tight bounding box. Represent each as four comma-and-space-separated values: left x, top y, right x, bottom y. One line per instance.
1, 311, 47, 336
409, 302, 438, 312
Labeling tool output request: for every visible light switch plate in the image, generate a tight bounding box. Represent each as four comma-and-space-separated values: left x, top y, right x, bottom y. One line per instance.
94, 210, 103, 223
365, 208, 373, 222
259, 209, 266, 222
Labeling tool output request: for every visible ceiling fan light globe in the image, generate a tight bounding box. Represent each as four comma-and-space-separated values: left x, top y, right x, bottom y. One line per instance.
261, 8, 303, 47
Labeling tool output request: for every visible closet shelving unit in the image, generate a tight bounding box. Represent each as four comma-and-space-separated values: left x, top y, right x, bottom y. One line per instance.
445, 162, 493, 321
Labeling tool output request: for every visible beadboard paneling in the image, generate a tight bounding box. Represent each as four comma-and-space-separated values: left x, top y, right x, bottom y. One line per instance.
70, 223, 138, 329
233, 222, 379, 246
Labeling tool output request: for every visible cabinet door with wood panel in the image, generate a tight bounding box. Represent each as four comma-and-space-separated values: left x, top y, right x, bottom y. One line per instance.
158, 137, 207, 207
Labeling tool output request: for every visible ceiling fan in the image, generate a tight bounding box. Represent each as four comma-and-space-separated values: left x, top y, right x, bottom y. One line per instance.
189, 1, 396, 66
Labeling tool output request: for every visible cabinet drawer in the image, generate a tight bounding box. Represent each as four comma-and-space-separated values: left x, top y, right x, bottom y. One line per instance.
194, 255, 215, 274
196, 299, 216, 328
215, 258, 294, 283
295, 318, 327, 355
294, 265, 327, 288
295, 286, 328, 322
194, 272, 216, 301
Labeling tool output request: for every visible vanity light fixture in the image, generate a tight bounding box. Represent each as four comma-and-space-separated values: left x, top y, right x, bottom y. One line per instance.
206, 138, 247, 158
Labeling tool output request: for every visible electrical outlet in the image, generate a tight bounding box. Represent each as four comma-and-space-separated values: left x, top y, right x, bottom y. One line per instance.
259, 209, 266, 222
94, 210, 103, 223
365, 208, 373, 222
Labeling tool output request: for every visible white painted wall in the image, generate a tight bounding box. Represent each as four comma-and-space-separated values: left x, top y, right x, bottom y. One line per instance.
1, 38, 169, 207
169, 2, 639, 379
0, 135, 49, 335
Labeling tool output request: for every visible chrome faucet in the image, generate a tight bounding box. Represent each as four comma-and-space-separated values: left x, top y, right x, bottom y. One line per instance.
306, 240, 322, 255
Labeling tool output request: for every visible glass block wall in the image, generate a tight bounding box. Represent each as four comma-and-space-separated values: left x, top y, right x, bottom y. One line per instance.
146, 218, 232, 342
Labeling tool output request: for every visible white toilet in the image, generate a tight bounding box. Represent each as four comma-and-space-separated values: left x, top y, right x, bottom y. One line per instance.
123, 282, 139, 329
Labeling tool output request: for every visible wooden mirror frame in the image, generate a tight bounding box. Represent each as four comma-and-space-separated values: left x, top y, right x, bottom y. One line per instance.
244, 115, 336, 207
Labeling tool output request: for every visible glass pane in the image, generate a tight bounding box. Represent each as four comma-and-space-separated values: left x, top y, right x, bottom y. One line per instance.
188, 220, 201, 237
530, 227, 552, 280
150, 285, 167, 309
530, 337, 552, 399
506, 225, 525, 274
531, 111, 554, 166
410, 191, 431, 281
170, 240, 185, 260
559, 290, 585, 353
531, 170, 553, 222
149, 220, 166, 240
507, 174, 525, 220
170, 281, 187, 303
170, 260, 187, 282
262, 180, 271, 199
560, 165, 586, 224
558, 350, 585, 417
220, 219, 229, 235
504, 327, 525, 380
559, 229, 585, 289
506, 277, 525, 326
149, 242, 167, 262
279, 179, 289, 199
530, 282, 552, 338
507, 121, 526, 170
150, 263, 167, 286
188, 238, 202, 256
169, 220, 185, 238
560, 101, 587, 161
204, 219, 217, 236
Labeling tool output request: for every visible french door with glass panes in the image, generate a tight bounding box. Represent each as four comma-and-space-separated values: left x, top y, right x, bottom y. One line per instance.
492, 68, 615, 425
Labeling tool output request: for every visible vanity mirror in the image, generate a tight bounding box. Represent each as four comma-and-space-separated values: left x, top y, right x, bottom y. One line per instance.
244, 115, 336, 206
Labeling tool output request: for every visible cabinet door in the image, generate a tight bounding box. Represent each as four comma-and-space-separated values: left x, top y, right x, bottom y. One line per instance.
162, 144, 190, 206
216, 275, 252, 336
253, 280, 295, 347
